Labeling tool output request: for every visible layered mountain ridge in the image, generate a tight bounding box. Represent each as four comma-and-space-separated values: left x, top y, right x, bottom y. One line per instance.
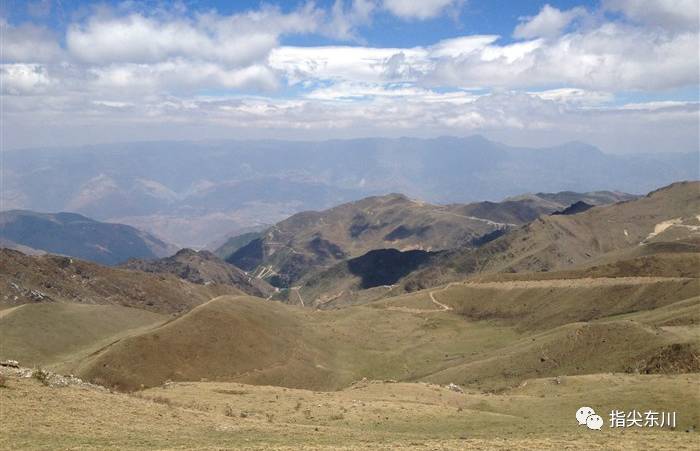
4, 136, 692, 246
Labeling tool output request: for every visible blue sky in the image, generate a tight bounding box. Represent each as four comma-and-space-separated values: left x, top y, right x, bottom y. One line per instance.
1, 0, 698, 153
3, 0, 601, 47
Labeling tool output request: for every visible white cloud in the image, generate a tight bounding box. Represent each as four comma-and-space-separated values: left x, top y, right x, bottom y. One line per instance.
272, 19, 698, 92
305, 81, 478, 103
382, 0, 463, 20
0, 21, 63, 62
528, 88, 614, 106
66, 6, 319, 65
1, 64, 52, 94
619, 100, 699, 111
269, 45, 431, 84
1, 0, 698, 154
430, 35, 499, 58
324, 0, 377, 40
89, 61, 278, 92
605, 0, 700, 31
429, 23, 699, 90
44, 3, 327, 96
513, 4, 586, 39
5, 86, 698, 155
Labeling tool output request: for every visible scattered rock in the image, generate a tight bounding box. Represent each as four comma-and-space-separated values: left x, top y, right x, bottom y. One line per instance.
29, 289, 52, 302
0, 365, 108, 390
447, 383, 463, 393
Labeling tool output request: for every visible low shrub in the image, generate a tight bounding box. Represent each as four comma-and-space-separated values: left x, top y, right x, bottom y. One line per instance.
33, 369, 51, 386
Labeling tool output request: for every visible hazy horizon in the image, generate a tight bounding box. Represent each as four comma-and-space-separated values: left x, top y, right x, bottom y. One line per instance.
3, 133, 699, 157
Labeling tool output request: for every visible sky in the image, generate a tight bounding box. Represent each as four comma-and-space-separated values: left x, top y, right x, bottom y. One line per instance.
1, 0, 699, 153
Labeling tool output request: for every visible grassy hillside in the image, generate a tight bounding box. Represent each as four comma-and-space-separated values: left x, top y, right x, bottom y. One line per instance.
290, 248, 437, 308
226, 193, 505, 287
225, 189, 634, 292
451, 190, 636, 224
401, 181, 700, 290
424, 320, 697, 389
0, 303, 165, 368
0, 183, 696, 449
419, 277, 699, 330
121, 248, 275, 298
76, 260, 698, 393
0, 248, 242, 314
75, 296, 320, 390
75, 295, 522, 391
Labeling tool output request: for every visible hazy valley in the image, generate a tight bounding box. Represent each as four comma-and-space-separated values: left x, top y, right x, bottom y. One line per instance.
3, 136, 692, 247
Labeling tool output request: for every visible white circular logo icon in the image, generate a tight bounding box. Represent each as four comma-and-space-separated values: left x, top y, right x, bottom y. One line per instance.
576, 406, 596, 425
586, 414, 604, 430
576, 406, 603, 430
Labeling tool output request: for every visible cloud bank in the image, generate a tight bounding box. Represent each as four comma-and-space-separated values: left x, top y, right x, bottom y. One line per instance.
1, 1, 698, 153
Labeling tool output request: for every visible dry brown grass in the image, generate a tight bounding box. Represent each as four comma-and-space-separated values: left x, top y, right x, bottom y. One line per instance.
1, 372, 698, 450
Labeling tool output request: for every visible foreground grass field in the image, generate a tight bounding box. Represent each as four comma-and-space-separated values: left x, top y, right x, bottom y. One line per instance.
3, 274, 697, 392
1, 240, 696, 449
1, 371, 697, 450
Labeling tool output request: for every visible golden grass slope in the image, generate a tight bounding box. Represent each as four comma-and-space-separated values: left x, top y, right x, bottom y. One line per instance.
76, 261, 698, 393
0, 303, 165, 369
75, 294, 522, 391
487, 181, 700, 274
401, 181, 700, 290
75, 295, 321, 391
421, 277, 699, 330
1, 371, 697, 450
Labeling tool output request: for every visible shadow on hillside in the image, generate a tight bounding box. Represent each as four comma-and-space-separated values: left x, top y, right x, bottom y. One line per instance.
347, 249, 434, 289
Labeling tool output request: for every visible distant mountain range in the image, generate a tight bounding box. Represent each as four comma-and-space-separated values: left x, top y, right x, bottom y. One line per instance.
2, 136, 694, 247
222, 190, 636, 288
0, 186, 637, 288
0, 210, 176, 266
